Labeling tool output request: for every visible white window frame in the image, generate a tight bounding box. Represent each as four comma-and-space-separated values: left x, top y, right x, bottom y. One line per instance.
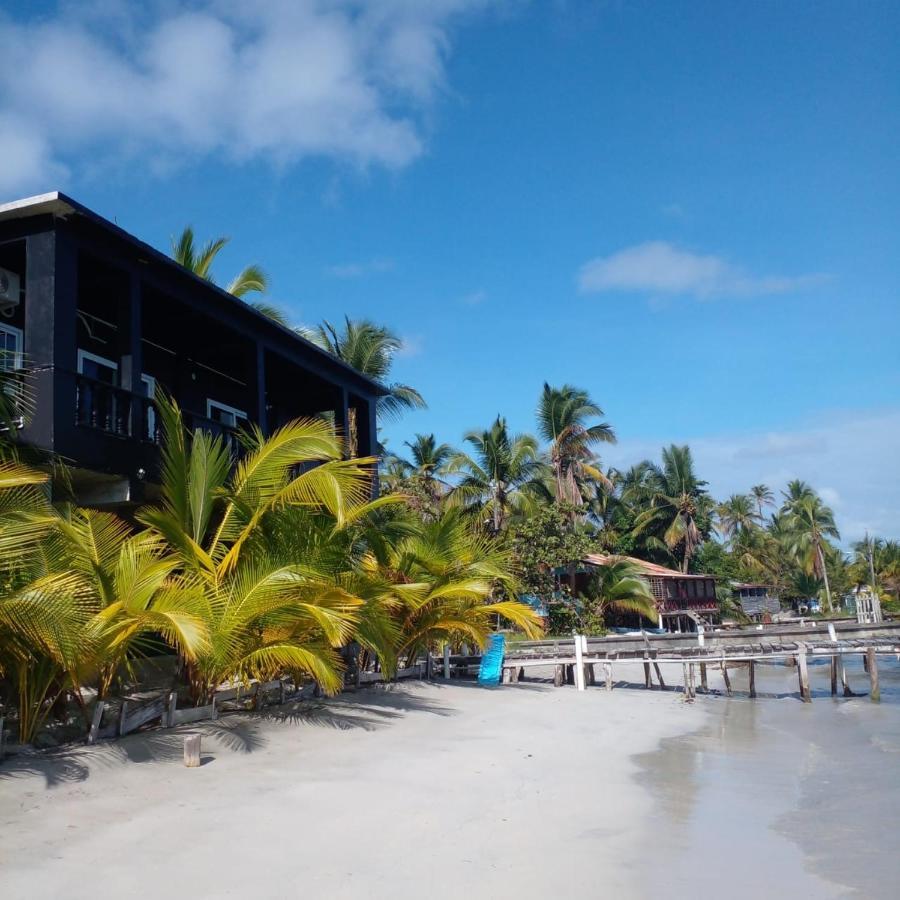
206, 398, 247, 428
77, 349, 119, 382
141, 373, 156, 397
0, 323, 24, 371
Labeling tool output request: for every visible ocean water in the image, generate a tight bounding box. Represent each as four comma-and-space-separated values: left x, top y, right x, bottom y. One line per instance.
635, 655, 900, 898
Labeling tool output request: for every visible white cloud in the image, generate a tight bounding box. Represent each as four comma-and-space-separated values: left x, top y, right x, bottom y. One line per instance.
325, 258, 395, 279
0, 1, 492, 194
603, 408, 900, 544
459, 288, 488, 306
397, 334, 425, 358
578, 241, 827, 299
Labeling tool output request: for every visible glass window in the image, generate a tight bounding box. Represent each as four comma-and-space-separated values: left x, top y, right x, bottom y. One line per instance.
0, 325, 23, 372
207, 399, 248, 428
77, 350, 118, 384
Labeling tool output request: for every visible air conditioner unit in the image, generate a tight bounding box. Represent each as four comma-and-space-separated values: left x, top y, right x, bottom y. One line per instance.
0, 267, 21, 316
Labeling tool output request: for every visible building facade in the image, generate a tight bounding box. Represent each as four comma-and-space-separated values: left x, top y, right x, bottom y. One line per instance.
0, 192, 384, 505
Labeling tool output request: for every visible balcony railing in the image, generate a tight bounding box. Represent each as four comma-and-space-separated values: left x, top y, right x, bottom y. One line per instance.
75, 374, 134, 437
74, 373, 242, 456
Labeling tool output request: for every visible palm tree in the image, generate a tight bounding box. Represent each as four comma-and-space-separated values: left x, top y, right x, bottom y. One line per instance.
750, 484, 775, 520
447, 416, 550, 534
629, 445, 709, 573
580, 557, 659, 625
782, 493, 840, 613
402, 434, 454, 483
362, 508, 542, 664
136, 392, 390, 701
716, 494, 759, 540
536, 383, 615, 506
308, 318, 426, 421
172, 227, 269, 298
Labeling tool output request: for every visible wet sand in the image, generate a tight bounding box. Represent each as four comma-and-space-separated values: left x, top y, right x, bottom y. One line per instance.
1, 659, 897, 898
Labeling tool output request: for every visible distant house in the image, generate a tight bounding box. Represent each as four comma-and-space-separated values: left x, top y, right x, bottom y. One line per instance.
731, 582, 782, 622
561, 553, 719, 633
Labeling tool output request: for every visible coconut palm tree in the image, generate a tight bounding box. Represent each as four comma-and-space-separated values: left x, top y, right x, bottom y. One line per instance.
308, 318, 426, 421
447, 417, 550, 534
750, 484, 775, 520
536, 383, 615, 506
580, 557, 659, 626
172, 227, 269, 298
402, 434, 454, 484
782, 493, 840, 613
629, 445, 709, 573
716, 494, 760, 540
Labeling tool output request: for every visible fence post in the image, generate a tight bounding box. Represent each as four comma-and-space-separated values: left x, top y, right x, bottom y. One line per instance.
166, 692, 177, 728
443, 644, 451, 679
88, 701, 106, 743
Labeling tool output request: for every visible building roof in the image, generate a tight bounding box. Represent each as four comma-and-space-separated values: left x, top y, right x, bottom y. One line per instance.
0, 191, 387, 396
583, 553, 714, 580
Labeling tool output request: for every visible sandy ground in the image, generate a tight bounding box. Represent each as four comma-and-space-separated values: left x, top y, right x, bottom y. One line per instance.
1, 664, 706, 900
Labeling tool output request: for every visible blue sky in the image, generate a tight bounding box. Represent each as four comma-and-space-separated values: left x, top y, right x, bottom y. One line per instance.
2, 1, 898, 541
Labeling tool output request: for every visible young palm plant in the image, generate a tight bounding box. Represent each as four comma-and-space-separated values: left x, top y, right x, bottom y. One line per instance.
137, 393, 390, 701
359, 508, 543, 665
579, 558, 659, 628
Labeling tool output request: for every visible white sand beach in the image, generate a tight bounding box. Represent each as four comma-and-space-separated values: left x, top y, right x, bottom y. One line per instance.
1, 661, 897, 900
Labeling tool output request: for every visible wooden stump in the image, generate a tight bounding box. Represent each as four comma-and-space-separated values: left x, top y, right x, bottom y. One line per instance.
554, 665, 565, 687
603, 662, 613, 692
797, 647, 812, 703
699, 663, 708, 693
721, 661, 732, 697
682, 663, 693, 700
184, 734, 202, 767
867, 648, 880, 702
748, 660, 757, 699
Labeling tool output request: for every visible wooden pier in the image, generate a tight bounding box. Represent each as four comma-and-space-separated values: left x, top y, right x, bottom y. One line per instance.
452, 620, 900, 703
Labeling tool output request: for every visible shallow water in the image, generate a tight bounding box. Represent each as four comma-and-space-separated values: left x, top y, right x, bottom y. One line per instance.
635, 655, 900, 898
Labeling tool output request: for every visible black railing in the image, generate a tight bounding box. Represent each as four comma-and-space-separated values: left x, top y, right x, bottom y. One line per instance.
74, 374, 134, 437
74, 373, 242, 457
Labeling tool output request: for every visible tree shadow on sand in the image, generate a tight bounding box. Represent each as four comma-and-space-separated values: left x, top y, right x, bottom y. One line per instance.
0, 683, 458, 787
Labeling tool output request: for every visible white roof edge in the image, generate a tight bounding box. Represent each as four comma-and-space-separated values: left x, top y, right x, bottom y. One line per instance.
0, 192, 74, 220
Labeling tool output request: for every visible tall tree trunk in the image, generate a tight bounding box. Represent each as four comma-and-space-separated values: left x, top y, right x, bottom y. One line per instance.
818, 543, 833, 613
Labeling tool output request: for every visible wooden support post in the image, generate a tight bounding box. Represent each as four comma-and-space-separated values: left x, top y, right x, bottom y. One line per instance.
721, 661, 732, 697
554, 665, 565, 687
867, 648, 880, 702
797, 646, 812, 703
425, 651, 433, 680
565, 664, 575, 685
502, 667, 513, 685
211, 695, 218, 721
830, 657, 838, 697
643, 660, 652, 689
653, 661, 665, 689
748, 661, 756, 699
863, 652, 869, 674
603, 662, 613, 692
699, 663, 708, 693
517, 667, 525, 682
118, 700, 129, 736
88, 701, 106, 743
841, 657, 853, 697
167, 692, 177, 727
682, 663, 693, 700
183, 734, 202, 767
443, 644, 451, 679
586, 664, 595, 686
